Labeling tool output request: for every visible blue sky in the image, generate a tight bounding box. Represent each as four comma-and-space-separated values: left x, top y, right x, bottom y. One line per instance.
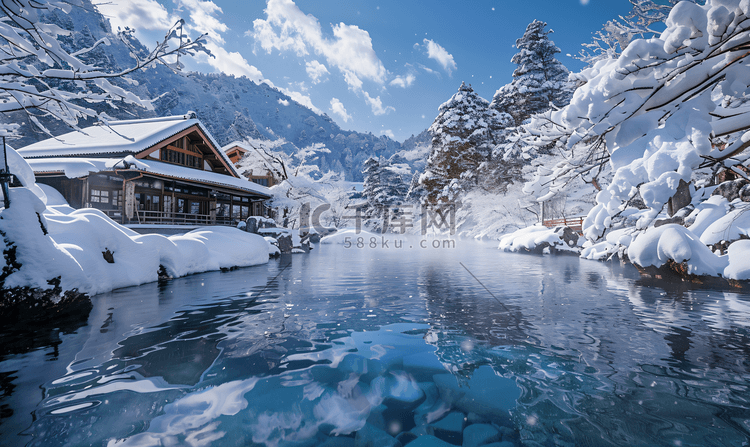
99, 0, 633, 142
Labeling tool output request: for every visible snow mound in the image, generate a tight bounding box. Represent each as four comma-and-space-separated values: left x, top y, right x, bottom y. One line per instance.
1, 144, 270, 297
628, 224, 728, 277
498, 225, 580, 254
699, 206, 750, 246
37, 205, 270, 295
725, 240, 750, 281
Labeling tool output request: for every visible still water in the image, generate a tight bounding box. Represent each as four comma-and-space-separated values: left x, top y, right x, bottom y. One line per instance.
1, 239, 750, 446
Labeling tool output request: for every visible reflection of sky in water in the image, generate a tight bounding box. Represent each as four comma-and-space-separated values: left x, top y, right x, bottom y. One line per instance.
2, 241, 750, 446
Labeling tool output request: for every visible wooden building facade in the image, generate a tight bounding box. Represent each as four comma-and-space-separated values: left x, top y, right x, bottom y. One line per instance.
222, 142, 279, 188
19, 113, 271, 227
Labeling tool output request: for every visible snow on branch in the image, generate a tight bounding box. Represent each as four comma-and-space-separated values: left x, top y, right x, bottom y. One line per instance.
524, 0, 750, 241
575, 0, 697, 65
0, 0, 211, 136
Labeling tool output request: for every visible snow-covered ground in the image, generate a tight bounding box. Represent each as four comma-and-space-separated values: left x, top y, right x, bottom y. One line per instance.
0, 147, 270, 297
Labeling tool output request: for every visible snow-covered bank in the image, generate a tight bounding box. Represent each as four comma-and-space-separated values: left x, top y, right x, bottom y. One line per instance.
0, 148, 270, 299
499, 207, 750, 283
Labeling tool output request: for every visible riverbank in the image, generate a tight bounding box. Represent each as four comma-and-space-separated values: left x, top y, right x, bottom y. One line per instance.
497, 221, 750, 290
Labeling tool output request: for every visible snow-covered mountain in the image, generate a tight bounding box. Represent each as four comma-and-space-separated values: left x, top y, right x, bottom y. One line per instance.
2, 0, 400, 181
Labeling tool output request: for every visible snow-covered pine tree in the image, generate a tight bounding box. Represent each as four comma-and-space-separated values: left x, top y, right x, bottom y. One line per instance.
362, 155, 412, 231
419, 82, 506, 204
380, 154, 412, 205
490, 20, 574, 127
362, 157, 382, 217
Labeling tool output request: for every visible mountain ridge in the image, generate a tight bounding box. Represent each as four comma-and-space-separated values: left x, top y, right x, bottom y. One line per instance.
2, 0, 402, 181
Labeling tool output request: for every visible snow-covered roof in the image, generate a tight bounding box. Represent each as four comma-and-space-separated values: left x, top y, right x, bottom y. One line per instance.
17, 113, 239, 178
222, 141, 250, 153
27, 156, 271, 198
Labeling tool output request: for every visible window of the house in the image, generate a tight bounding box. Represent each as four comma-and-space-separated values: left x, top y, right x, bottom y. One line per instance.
111, 190, 121, 208
161, 144, 203, 170
91, 189, 109, 204
163, 195, 173, 214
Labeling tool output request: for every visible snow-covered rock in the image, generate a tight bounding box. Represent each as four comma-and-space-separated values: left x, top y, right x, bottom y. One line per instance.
498, 225, 581, 255
628, 224, 728, 278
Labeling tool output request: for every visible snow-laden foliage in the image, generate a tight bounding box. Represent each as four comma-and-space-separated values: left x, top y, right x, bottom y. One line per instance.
479, 20, 575, 199
523, 0, 750, 241
237, 141, 360, 231
575, 0, 700, 65
0, 0, 209, 136
491, 0, 750, 282
419, 82, 508, 204
490, 20, 574, 128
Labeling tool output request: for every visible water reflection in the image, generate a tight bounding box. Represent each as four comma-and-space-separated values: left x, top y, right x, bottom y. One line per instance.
0, 241, 749, 446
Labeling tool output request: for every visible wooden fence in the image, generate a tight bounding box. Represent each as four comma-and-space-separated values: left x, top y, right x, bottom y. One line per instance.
542, 216, 585, 233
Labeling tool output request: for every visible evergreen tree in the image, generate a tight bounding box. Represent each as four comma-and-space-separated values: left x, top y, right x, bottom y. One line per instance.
491, 20, 573, 127
362, 156, 382, 215
362, 155, 412, 231
420, 82, 506, 204
380, 155, 411, 207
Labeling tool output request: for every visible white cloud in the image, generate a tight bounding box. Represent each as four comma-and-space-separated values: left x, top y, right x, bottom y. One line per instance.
280, 88, 321, 114
422, 39, 456, 75
380, 129, 395, 139
305, 60, 329, 84
97, 0, 174, 32
364, 92, 395, 116
278, 98, 289, 106
177, 0, 228, 43
418, 64, 439, 76
171, 0, 267, 81
101, 0, 267, 82
343, 71, 363, 92
390, 73, 415, 88
251, 0, 387, 89
330, 98, 352, 123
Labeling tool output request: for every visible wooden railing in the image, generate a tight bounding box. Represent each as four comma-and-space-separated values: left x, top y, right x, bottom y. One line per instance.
543, 216, 585, 233
100, 209, 236, 226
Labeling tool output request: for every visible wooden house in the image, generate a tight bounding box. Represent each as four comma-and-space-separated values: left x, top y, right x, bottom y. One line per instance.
18, 113, 271, 227
224, 145, 249, 165
222, 142, 278, 187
